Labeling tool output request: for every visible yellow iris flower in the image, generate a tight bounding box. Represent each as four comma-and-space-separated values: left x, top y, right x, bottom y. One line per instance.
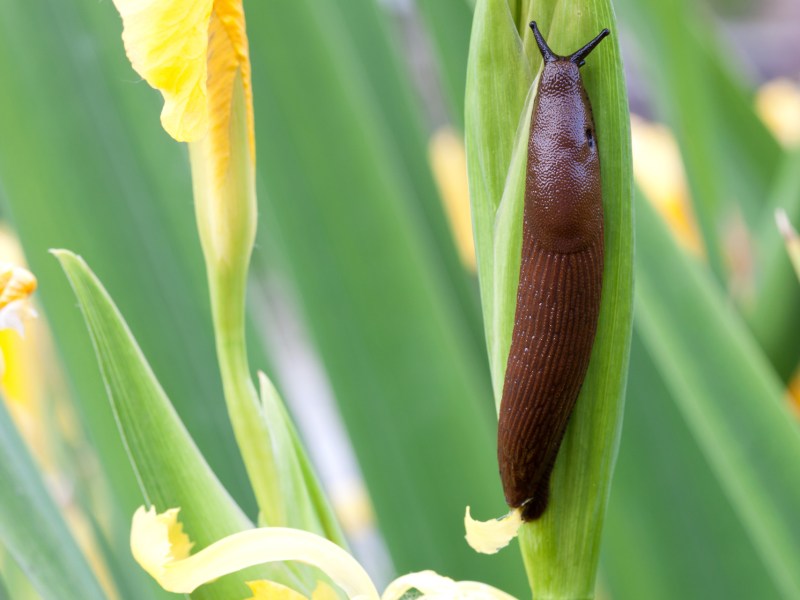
111, 0, 256, 268
132, 506, 517, 600
110, 0, 281, 526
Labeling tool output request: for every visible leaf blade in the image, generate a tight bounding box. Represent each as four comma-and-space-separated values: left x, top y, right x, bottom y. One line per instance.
635, 192, 800, 598
54, 250, 301, 599
0, 399, 106, 600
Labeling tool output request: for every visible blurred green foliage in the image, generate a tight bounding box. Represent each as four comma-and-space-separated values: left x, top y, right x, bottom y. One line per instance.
0, 0, 799, 598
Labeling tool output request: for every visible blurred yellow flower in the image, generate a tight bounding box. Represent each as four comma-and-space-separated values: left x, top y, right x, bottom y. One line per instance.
630, 115, 702, 256
756, 78, 800, 148
429, 127, 476, 271
0, 231, 121, 599
0, 263, 37, 376
132, 506, 517, 600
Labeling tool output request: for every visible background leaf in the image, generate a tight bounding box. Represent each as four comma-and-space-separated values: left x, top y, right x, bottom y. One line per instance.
602, 334, 782, 600
0, 397, 106, 600
246, 0, 527, 592
634, 192, 800, 598
747, 148, 800, 379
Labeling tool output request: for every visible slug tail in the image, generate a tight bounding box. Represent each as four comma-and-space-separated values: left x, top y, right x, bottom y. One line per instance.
521, 483, 549, 521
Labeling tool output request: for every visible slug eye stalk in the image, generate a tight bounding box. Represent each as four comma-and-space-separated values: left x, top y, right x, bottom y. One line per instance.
529, 21, 609, 67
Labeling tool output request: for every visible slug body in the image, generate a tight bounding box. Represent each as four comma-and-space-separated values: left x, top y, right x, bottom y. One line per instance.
498, 23, 608, 521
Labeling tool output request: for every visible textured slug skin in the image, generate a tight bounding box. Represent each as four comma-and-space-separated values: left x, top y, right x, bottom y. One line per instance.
497, 49, 605, 522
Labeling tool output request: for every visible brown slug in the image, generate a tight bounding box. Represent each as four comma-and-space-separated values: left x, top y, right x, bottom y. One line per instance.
497, 22, 609, 522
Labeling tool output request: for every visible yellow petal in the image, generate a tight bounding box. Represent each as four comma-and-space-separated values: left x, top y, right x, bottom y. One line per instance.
188, 1, 257, 267
205, 0, 256, 181
130, 507, 194, 584
111, 0, 213, 141
244, 580, 339, 600
383, 570, 517, 600
245, 580, 309, 600
463, 507, 522, 555
130, 506, 379, 599
311, 581, 341, 600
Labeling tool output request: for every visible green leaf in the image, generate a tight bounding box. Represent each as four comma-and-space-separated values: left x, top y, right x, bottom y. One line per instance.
635, 192, 800, 598
747, 147, 800, 379
257, 372, 346, 546
601, 333, 782, 600
415, 0, 473, 129
297, 0, 486, 354
0, 546, 41, 600
54, 250, 301, 599
465, 0, 531, 344
0, 398, 106, 600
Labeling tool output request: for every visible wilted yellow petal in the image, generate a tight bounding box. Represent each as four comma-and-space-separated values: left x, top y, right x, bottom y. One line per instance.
383, 570, 517, 600
130, 506, 379, 598
131, 507, 194, 584
112, 0, 214, 141
463, 506, 522, 555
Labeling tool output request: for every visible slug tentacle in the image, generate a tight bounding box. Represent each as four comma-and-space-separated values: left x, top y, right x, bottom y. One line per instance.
530, 21, 557, 63
570, 29, 610, 67
497, 23, 608, 522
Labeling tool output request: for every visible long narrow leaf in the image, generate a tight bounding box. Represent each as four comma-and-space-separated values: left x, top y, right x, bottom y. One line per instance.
747, 148, 800, 379
0, 398, 106, 600
601, 333, 782, 600
55, 251, 300, 599
416, 0, 473, 129
635, 192, 800, 598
